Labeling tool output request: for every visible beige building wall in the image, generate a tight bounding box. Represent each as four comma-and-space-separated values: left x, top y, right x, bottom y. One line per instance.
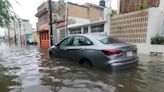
88, 7, 104, 21
68, 3, 88, 19
68, 3, 104, 22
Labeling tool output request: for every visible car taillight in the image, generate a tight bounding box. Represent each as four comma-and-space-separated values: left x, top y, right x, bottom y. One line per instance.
102, 50, 122, 56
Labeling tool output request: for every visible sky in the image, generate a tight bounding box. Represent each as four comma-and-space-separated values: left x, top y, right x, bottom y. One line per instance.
0, 0, 118, 36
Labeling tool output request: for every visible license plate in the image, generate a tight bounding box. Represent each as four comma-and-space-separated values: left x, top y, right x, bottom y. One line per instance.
127, 51, 133, 57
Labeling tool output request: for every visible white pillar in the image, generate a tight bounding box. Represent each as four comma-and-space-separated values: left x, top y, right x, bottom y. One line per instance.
81, 27, 84, 34
65, 29, 71, 36
107, 0, 112, 7
88, 26, 91, 34
159, 0, 164, 12
104, 0, 112, 35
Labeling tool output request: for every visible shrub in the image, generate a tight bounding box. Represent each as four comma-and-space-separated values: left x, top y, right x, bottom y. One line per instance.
151, 35, 164, 45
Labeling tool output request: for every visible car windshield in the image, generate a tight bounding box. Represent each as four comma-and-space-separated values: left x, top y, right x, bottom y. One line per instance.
95, 35, 123, 44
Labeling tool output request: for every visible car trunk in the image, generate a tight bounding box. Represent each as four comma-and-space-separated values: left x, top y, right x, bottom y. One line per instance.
110, 43, 137, 51
105, 43, 138, 61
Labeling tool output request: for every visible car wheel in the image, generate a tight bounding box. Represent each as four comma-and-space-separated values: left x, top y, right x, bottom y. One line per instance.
79, 59, 92, 68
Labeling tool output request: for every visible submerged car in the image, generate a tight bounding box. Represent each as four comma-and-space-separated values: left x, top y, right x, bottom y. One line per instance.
49, 34, 138, 70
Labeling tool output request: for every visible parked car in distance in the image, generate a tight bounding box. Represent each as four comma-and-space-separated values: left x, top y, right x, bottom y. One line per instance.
49, 34, 139, 70
27, 38, 37, 44
26, 32, 37, 45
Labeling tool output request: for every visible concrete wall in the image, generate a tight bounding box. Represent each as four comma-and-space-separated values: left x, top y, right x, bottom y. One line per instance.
88, 6, 104, 21
159, 0, 164, 12
111, 7, 164, 55
110, 10, 149, 43
133, 8, 164, 55
37, 2, 49, 12
68, 3, 104, 22
68, 3, 88, 19
135, 43, 164, 55
146, 7, 164, 44
68, 16, 90, 26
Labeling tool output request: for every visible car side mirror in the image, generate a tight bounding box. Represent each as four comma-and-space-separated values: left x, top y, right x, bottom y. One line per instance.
54, 43, 59, 46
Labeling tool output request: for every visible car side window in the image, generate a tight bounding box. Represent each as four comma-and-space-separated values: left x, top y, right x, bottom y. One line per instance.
59, 37, 73, 47
72, 36, 93, 46
85, 38, 93, 45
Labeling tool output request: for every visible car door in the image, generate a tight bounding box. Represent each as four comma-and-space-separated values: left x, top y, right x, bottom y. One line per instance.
54, 36, 73, 58
67, 36, 93, 61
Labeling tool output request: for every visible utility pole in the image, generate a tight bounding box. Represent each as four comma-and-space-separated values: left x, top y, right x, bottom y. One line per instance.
48, 0, 53, 46
7, 26, 10, 44
14, 21, 17, 44
18, 19, 22, 45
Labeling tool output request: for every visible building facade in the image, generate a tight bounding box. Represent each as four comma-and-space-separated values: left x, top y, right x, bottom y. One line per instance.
55, 2, 106, 43
35, 1, 105, 48
68, 2, 104, 22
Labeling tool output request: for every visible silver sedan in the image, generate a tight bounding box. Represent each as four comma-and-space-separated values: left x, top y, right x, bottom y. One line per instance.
49, 34, 139, 70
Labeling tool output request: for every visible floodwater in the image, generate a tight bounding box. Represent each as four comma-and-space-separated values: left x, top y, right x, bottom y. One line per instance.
0, 41, 164, 92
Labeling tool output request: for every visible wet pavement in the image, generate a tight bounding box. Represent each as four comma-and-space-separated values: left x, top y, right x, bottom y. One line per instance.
0, 41, 164, 92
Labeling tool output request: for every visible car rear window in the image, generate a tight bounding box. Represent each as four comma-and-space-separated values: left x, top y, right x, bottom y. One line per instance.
95, 35, 123, 44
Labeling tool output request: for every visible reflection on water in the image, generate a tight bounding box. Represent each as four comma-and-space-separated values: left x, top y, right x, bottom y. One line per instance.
0, 41, 164, 92
0, 64, 22, 92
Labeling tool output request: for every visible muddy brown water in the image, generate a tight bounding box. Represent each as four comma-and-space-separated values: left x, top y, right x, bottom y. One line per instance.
0, 42, 164, 92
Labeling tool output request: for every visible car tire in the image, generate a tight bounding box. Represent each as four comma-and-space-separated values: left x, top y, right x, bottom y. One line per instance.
79, 59, 92, 68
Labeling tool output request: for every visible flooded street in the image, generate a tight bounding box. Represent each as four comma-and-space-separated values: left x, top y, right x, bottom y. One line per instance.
0, 41, 164, 92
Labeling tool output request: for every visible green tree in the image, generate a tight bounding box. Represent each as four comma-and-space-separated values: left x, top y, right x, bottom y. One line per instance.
0, 0, 15, 27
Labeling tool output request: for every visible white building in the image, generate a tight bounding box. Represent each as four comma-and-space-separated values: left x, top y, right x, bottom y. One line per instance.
4, 19, 32, 44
